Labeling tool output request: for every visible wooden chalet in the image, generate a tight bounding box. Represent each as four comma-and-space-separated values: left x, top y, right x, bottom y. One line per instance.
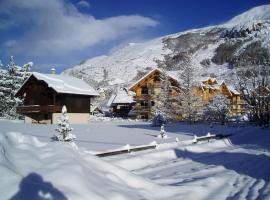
129, 68, 179, 119
197, 78, 244, 116
16, 72, 99, 124
129, 68, 244, 120
107, 88, 135, 117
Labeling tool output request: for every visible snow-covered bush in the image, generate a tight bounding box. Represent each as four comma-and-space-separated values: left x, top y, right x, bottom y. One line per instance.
54, 106, 76, 141
203, 94, 230, 125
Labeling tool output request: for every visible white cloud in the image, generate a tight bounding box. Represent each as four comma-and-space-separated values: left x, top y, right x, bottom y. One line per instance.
0, 0, 158, 56
77, 0, 90, 8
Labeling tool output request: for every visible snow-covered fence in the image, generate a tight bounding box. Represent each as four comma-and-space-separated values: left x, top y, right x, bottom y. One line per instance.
192, 133, 231, 143
95, 143, 157, 157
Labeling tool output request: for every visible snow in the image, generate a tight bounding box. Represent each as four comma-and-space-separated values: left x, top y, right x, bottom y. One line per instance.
1, 120, 270, 199
227, 85, 240, 95
61, 4, 270, 90
107, 88, 134, 107
23, 72, 99, 96
228, 4, 270, 25
0, 131, 178, 200
63, 37, 172, 85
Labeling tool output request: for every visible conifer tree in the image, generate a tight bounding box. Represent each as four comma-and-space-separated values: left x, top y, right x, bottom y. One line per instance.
0, 56, 31, 118
55, 105, 76, 141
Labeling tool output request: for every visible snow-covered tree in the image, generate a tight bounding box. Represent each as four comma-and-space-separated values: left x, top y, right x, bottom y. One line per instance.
177, 54, 203, 122
235, 65, 270, 126
0, 56, 31, 118
55, 105, 76, 141
152, 110, 166, 126
152, 69, 173, 123
159, 124, 167, 138
203, 94, 230, 125
160, 69, 172, 114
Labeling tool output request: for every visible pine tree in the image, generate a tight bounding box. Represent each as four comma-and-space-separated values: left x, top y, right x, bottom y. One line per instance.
55, 105, 76, 141
203, 94, 230, 125
0, 56, 31, 118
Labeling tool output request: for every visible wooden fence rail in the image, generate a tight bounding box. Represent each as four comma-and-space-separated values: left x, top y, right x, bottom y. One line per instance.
95, 134, 231, 158
95, 144, 157, 157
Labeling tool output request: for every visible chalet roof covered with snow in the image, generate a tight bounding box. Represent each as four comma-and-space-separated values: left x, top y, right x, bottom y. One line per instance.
107, 88, 135, 107
200, 77, 240, 95
19, 72, 99, 96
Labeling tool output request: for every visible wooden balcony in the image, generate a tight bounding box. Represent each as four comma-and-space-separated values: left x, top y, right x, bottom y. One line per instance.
17, 105, 62, 113
133, 106, 150, 113
133, 95, 151, 101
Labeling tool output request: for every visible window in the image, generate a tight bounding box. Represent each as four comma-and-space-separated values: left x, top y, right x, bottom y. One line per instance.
140, 101, 148, 107
141, 86, 148, 95
140, 114, 148, 119
154, 76, 160, 82
151, 101, 155, 106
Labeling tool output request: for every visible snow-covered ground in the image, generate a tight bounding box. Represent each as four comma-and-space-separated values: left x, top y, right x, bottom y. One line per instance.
0, 120, 270, 199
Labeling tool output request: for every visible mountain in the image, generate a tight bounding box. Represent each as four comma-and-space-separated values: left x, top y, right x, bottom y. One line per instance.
62, 4, 270, 87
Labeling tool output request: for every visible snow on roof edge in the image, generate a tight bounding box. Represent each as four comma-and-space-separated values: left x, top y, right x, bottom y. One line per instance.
17, 72, 99, 96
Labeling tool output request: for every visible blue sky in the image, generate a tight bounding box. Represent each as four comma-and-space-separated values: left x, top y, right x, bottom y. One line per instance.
0, 0, 269, 73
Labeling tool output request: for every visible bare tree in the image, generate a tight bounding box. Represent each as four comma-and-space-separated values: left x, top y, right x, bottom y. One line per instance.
177, 54, 203, 123
236, 65, 270, 126
203, 94, 230, 125
153, 69, 173, 122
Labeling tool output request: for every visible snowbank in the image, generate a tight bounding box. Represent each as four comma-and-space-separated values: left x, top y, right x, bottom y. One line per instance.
0, 131, 180, 200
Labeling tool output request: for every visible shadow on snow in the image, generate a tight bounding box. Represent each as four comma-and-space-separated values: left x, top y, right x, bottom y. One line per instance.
173, 148, 270, 181
9, 172, 67, 200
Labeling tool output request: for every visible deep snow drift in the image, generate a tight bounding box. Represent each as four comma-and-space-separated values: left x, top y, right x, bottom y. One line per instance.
0, 131, 180, 200
0, 120, 270, 200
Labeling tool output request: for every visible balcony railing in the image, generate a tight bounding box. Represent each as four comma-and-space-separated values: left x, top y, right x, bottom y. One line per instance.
17, 105, 62, 113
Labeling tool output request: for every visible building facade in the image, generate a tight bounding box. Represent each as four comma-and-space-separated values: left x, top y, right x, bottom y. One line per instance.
107, 88, 135, 117
16, 72, 99, 124
129, 68, 179, 119
197, 78, 244, 116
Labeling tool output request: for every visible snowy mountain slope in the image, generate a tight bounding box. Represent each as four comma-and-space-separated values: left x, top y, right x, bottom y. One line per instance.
63, 4, 270, 87
228, 4, 270, 25
63, 38, 172, 85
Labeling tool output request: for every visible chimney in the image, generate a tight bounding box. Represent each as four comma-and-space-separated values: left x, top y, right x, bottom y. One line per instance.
51, 68, 56, 74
